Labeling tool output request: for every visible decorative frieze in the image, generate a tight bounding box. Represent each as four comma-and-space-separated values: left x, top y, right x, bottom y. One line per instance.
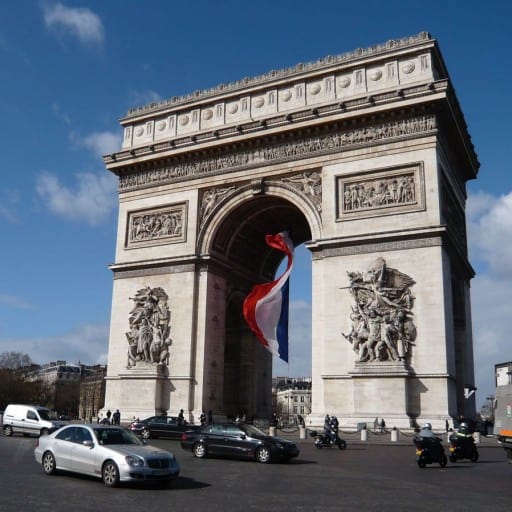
126, 203, 187, 248
119, 115, 436, 191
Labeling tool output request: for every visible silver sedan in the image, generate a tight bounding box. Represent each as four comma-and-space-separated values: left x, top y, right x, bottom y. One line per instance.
34, 424, 180, 487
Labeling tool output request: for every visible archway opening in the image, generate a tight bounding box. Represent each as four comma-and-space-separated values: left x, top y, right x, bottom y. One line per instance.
208, 195, 312, 420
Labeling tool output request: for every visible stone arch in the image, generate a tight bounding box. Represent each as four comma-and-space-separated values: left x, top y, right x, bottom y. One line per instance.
197, 180, 322, 258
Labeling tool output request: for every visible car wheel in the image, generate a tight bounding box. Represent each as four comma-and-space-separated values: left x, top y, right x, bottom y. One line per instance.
141, 427, 151, 440
40, 428, 50, 436
256, 445, 272, 464
102, 460, 120, 487
4, 425, 13, 437
193, 441, 207, 458
42, 451, 57, 475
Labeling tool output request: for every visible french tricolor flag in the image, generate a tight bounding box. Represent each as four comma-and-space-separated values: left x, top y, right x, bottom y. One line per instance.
243, 231, 294, 362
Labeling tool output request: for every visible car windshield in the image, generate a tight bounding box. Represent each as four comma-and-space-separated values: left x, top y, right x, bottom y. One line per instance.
93, 428, 144, 446
239, 424, 267, 437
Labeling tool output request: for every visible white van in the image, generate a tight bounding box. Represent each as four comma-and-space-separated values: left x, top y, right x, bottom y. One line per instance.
2, 404, 66, 437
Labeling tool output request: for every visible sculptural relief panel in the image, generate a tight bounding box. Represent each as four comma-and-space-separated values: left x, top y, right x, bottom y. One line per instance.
341, 258, 417, 364
336, 164, 425, 221
126, 287, 172, 368
125, 203, 187, 249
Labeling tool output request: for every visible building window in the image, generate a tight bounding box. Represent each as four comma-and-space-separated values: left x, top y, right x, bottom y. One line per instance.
269, 91, 275, 104
420, 55, 429, 71
355, 70, 363, 85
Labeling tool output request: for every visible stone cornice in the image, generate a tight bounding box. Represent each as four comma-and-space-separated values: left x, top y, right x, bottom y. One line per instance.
123, 32, 434, 119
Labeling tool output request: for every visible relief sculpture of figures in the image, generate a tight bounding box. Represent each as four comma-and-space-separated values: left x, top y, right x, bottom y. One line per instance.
125, 287, 172, 368
341, 257, 417, 363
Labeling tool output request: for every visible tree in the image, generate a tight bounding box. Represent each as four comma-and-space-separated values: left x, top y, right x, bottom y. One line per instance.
0, 351, 33, 369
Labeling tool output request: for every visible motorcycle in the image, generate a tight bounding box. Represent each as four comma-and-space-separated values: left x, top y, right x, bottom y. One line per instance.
448, 434, 479, 462
414, 436, 447, 468
310, 429, 347, 450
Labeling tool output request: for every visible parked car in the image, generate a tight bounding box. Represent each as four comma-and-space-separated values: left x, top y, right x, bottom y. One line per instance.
180, 422, 299, 463
129, 415, 200, 440
3, 404, 67, 437
34, 424, 180, 487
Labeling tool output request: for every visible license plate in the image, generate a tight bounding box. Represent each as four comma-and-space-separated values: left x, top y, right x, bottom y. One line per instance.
152, 470, 169, 476
415, 449, 422, 455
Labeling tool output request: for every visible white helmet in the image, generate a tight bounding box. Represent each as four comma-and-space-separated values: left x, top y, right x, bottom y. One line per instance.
422, 422, 432, 430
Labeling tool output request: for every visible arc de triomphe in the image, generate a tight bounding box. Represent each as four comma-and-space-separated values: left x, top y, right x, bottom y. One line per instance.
102, 32, 478, 429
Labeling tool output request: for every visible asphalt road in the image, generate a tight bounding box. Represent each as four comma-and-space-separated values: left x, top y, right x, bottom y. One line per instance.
1, 432, 511, 512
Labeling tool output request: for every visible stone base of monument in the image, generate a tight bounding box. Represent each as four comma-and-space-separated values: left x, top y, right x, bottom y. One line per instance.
349, 361, 410, 427
103, 363, 171, 421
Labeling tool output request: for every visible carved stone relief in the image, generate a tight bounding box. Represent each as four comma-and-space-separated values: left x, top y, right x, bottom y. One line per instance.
200, 186, 236, 225
342, 258, 417, 363
282, 171, 322, 212
337, 164, 424, 220
126, 203, 186, 248
126, 287, 172, 368
119, 115, 436, 191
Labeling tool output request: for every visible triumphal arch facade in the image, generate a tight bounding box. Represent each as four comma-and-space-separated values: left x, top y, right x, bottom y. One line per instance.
103, 32, 478, 429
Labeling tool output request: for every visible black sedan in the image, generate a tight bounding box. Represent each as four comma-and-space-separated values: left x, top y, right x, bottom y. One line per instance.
129, 416, 200, 440
180, 422, 299, 463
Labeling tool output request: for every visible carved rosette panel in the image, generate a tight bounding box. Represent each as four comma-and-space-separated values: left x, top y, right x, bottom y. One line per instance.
342, 257, 417, 363
337, 164, 424, 220
126, 203, 187, 248
126, 287, 172, 368
281, 171, 322, 213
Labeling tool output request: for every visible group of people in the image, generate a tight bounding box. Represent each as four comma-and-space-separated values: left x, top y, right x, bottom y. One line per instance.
100, 409, 121, 425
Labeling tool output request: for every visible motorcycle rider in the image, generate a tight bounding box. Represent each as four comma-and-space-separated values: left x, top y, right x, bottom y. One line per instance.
417, 422, 436, 439
456, 422, 472, 439
323, 415, 335, 444
330, 416, 340, 443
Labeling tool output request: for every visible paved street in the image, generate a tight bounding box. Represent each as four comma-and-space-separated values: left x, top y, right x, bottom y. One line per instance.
1, 430, 511, 512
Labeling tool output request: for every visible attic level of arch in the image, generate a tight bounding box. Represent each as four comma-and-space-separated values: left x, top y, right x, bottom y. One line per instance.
105, 80, 458, 169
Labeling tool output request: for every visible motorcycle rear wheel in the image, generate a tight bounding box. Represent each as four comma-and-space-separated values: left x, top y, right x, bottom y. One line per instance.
417, 457, 426, 468
449, 454, 457, 463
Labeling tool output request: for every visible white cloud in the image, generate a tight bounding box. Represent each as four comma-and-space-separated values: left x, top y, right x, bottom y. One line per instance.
467, 191, 512, 277
467, 190, 512, 405
0, 323, 109, 366
127, 90, 163, 109
70, 130, 122, 157
42, 2, 105, 45
36, 171, 117, 225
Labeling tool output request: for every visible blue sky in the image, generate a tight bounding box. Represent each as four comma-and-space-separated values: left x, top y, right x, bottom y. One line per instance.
1, 1, 511, 408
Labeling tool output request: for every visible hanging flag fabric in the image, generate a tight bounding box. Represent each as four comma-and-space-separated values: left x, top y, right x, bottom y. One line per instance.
243, 231, 294, 362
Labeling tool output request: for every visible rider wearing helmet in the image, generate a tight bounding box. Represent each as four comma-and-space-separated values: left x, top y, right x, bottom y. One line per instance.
456, 422, 472, 438
418, 422, 436, 439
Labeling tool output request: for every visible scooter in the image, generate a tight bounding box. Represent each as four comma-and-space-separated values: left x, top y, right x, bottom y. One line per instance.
448, 435, 479, 462
310, 429, 347, 450
414, 436, 447, 468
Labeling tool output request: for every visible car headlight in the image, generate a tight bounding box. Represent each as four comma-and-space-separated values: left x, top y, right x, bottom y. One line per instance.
125, 455, 145, 467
